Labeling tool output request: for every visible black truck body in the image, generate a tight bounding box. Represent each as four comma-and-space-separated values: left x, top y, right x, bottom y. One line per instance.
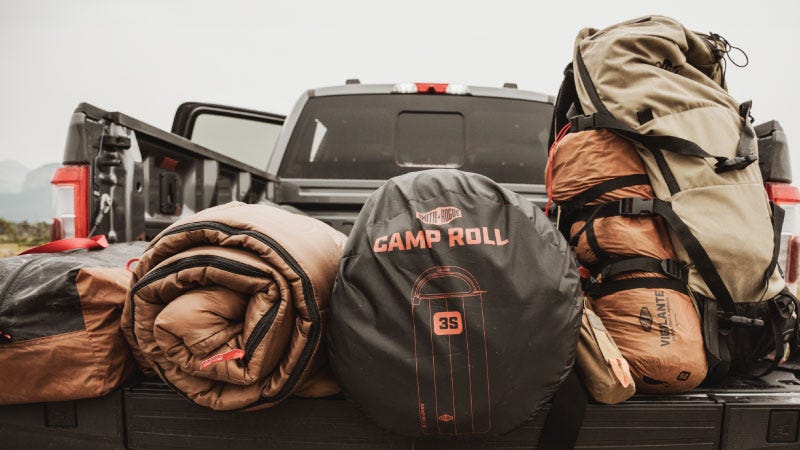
2, 82, 799, 449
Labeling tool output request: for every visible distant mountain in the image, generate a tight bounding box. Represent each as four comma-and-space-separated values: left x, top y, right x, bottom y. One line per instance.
0, 161, 58, 222
0, 159, 30, 193
22, 163, 60, 191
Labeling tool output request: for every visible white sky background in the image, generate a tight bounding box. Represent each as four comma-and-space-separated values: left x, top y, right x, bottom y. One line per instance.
0, 0, 797, 176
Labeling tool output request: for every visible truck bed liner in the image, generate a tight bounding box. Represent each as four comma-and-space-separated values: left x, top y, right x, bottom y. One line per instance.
2, 371, 799, 449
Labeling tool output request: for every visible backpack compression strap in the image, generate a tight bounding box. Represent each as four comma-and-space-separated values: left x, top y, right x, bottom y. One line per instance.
571, 50, 757, 174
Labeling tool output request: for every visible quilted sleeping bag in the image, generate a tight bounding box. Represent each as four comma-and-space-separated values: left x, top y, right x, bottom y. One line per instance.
121, 202, 346, 411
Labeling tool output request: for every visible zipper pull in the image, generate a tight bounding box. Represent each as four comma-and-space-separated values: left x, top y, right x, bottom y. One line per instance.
199, 349, 245, 370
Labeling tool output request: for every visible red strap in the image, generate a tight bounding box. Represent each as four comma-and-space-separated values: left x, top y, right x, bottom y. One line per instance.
18, 235, 109, 255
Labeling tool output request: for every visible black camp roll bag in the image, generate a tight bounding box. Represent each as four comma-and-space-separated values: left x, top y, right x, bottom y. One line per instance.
328, 169, 584, 439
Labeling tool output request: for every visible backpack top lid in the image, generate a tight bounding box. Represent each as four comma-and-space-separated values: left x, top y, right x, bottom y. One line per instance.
328, 169, 583, 437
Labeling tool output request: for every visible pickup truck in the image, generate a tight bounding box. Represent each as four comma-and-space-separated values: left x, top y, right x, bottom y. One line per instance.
2, 82, 800, 449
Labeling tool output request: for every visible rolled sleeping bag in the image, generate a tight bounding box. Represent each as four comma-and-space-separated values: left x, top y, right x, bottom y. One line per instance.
548, 129, 707, 393
121, 202, 345, 410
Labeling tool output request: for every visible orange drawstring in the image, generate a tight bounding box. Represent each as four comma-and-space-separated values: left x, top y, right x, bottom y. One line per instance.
545, 123, 571, 215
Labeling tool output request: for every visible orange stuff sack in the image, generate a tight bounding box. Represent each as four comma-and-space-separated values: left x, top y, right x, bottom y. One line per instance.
548, 129, 707, 393
0, 244, 143, 404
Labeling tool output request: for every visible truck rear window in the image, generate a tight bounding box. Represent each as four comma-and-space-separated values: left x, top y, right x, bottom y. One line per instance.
278, 94, 551, 184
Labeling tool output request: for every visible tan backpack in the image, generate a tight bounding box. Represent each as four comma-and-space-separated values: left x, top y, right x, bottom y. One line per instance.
550, 15, 798, 380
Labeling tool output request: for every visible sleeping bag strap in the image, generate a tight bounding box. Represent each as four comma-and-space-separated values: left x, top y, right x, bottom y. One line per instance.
560, 174, 651, 214
538, 370, 588, 450
588, 277, 690, 298
600, 257, 688, 284
568, 197, 737, 314
572, 49, 756, 174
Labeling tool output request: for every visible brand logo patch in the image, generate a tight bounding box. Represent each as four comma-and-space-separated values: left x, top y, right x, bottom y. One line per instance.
416, 206, 462, 225
639, 306, 653, 332
438, 413, 454, 422
677, 371, 691, 381
433, 311, 463, 336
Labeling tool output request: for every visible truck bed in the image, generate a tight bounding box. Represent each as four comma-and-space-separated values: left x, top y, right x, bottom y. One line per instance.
2, 371, 799, 449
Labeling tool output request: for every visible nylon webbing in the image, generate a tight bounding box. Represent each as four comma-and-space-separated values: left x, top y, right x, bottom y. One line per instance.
589, 276, 689, 298
560, 174, 650, 213
573, 49, 754, 173
650, 199, 736, 313
600, 257, 688, 284
567, 197, 736, 313
766, 202, 785, 281
538, 370, 588, 450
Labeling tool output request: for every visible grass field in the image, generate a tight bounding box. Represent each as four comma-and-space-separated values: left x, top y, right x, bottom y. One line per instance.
0, 243, 30, 258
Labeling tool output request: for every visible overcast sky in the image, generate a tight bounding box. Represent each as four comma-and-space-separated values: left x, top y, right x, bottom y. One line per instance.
1, 0, 797, 176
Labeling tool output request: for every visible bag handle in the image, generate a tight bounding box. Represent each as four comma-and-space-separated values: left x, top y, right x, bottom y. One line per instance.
18, 235, 109, 255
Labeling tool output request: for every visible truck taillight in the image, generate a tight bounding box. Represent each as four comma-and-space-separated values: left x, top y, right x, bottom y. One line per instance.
391, 83, 470, 95
51, 165, 89, 240
767, 182, 800, 293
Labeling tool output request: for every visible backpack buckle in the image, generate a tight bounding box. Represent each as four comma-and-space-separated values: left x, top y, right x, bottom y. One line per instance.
619, 198, 654, 216
569, 114, 596, 131
660, 259, 688, 283
718, 312, 765, 328
714, 154, 757, 173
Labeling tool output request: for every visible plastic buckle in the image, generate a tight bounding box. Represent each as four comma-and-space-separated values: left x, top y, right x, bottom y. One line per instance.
619, 198, 654, 216
569, 114, 596, 131
718, 312, 765, 328
660, 259, 688, 283
714, 154, 757, 173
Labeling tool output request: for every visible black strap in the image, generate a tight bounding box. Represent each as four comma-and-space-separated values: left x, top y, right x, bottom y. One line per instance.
766, 202, 785, 280
538, 370, 588, 450
700, 296, 731, 384
600, 257, 688, 284
567, 197, 655, 223
585, 220, 608, 262
573, 49, 756, 174
549, 62, 580, 149
560, 174, 651, 213
735, 101, 756, 158
588, 276, 689, 298
650, 199, 736, 313
738, 293, 796, 378
568, 197, 736, 312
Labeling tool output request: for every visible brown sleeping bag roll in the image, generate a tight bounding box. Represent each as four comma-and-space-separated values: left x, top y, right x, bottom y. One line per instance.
121, 202, 346, 411
548, 129, 707, 393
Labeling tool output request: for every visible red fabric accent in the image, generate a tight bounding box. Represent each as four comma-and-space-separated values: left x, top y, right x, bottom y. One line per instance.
126, 258, 141, 272
18, 235, 109, 255
200, 349, 245, 370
